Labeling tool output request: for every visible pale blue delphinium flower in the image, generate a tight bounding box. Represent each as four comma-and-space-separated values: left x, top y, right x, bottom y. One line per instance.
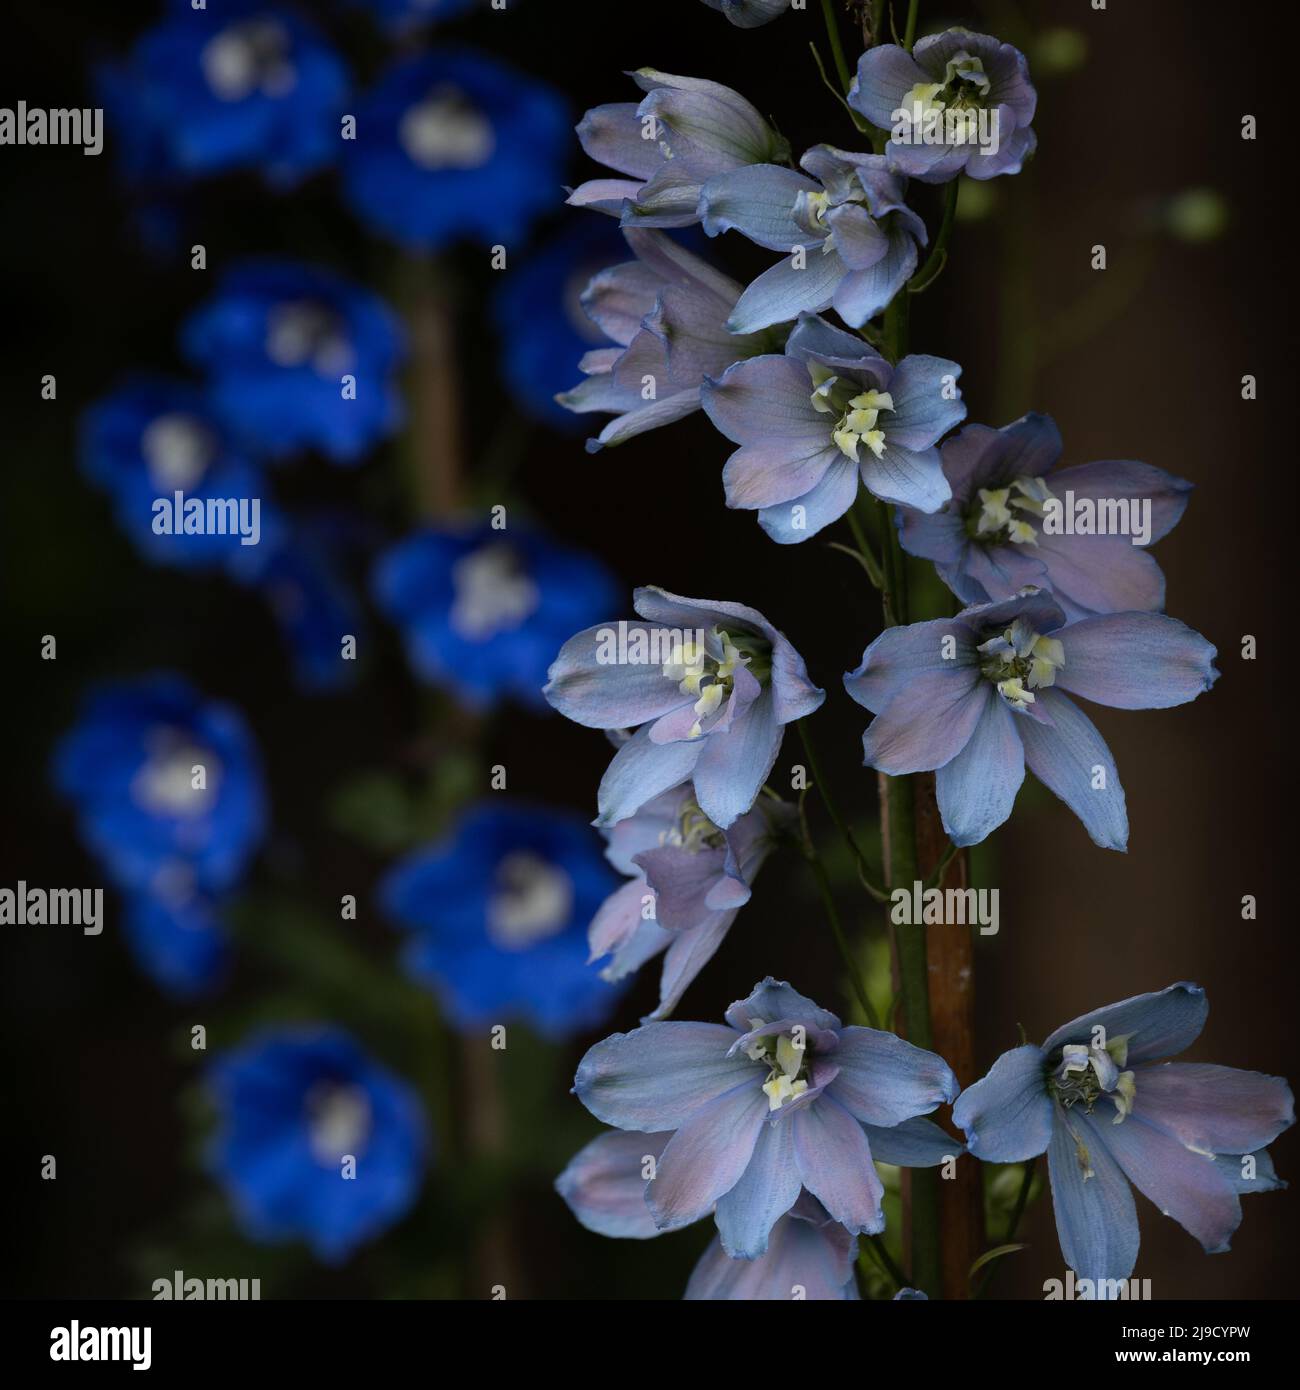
557, 229, 776, 453
698, 146, 928, 332
954, 984, 1293, 1296
844, 589, 1218, 850
702, 313, 963, 539
544, 588, 825, 829
568, 70, 790, 228
896, 413, 1193, 621
851, 29, 1037, 183
700, 0, 793, 28
569, 978, 958, 1256
588, 783, 793, 1021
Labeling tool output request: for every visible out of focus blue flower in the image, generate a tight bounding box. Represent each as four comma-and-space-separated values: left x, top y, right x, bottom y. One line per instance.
492, 218, 627, 429
381, 802, 624, 1037
259, 532, 365, 694
208, 1026, 430, 1262
373, 520, 618, 712
342, 49, 569, 250
182, 259, 404, 465
98, 0, 349, 188
344, 0, 477, 29
79, 376, 282, 581
52, 675, 267, 995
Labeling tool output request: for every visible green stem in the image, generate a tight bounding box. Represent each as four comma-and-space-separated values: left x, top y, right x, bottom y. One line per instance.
819, 0, 854, 95
798, 720, 888, 903
975, 1157, 1038, 1297
903, 0, 921, 51
804, 844, 879, 1029
909, 179, 960, 294
865, 1233, 907, 1292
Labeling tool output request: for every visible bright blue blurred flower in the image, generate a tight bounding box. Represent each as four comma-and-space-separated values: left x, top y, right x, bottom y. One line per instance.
954, 983, 1293, 1294
79, 376, 282, 581
342, 49, 569, 250
343, 0, 476, 28
897, 413, 1193, 622
492, 218, 628, 429
52, 675, 267, 995
545, 586, 824, 829
572, 978, 958, 1254
208, 1026, 430, 1262
98, 0, 349, 187
844, 588, 1219, 850
259, 531, 365, 694
182, 259, 404, 465
373, 520, 618, 712
381, 802, 624, 1037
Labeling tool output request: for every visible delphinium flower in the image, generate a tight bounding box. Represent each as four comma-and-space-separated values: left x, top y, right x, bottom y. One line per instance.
844, 588, 1218, 849
258, 531, 365, 694
850, 29, 1037, 183
491, 218, 629, 430
372, 520, 618, 712
896, 413, 1192, 620
568, 69, 790, 228
701, 314, 964, 540
571, 978, 958, 1253
697, 146, 928, 332
699, 0, 792, 28
342, 49, 569, 250
557, 228, 775, 453
207, 1026, 430, 1263
954, 983, 1293, 1294
79, 377, 283, 581
380, 803, 624, 1037
52, 675, 267, 995
589, 783, 793, 1020
98, 0, 349, 187
544, 587, 825, 828
558, 1130, 861, 1299
182, 259, 404, 465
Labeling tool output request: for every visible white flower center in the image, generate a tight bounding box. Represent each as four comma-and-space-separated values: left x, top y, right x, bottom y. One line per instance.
399, 88, 496, 170
141, 413, 215, 491
265, 301, 355, 376
808, 363, 894, 462
201, 20, 298, 103
972, 475, 1054, 546
978, 617, 1064, 711
486, 851, 574, 950
448, 544, 540, 641
131, 736, 221, 818
743, 1021, 811, 1112
306, 1082, 372, 1163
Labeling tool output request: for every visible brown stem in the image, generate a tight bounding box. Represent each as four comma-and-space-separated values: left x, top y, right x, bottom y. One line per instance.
913, 772, 983, 1298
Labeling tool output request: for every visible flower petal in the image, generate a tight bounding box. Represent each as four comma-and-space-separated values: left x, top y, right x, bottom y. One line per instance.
935, 685, 1025, 846
727, 246, 847, 334
1056, 613, 1219, 710
829, 1026, 958, 1126
714, 1112, 802, 1257
792, 1096, 885, 1235
1133, 1063, 1294, 1156
691, 690, 783, 828
863, 1115, 966, 1167
555, 1130, 670, 1238
952, 1044, 1054, 1162
545, 624, 695, 728
596, 723, 704, 826
698, 164, 820, 250
1042, 982, 1208, 1065
1047, 1108, 1140, 1289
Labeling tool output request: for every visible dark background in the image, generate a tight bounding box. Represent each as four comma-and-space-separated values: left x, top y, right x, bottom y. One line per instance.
2, 0, 1296, 1299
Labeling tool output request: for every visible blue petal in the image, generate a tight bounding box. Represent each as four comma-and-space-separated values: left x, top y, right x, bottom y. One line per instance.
1056, 613, 1219, 710
1047, 1108, 1139, 1290
555, 1130, 670, 1238
953, 1044, 1054, 1162
1042, 982, 1208, 1066
714, 1113, 802, 1258
935, 685, 1025, 846
829, 1026, 958, 1126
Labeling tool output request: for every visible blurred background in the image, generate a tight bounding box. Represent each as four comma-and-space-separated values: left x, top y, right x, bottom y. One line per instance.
2, 0, 1295, 1299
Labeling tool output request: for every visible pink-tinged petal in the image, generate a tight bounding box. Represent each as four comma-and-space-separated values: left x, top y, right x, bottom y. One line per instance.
963, 540, 1049, 602
860, 671, 987, 775
936, 686, 1025, 845
1048, 1107, 1140, 1288
726, 246, 846, 334
1033, 533, 1166, 621
714, 1112, 802, 1257
588, 877, 653, 963
587, 388, 704, 452
952, 1044, 1054, 1162
575, 1020, 756, 1131
566, 178, 643, 215
647, 1081, 769, 1229
1099, 1111, 1242, 1255
596, 723, 704, 827
701, 354, 830, 447
1047, 459, 1192, 544
1016, 688, 1127, 851
555, 1130, 670, 1239
1056, 612, 1218, 710
577, 101, 661, 178
757, 454, 861, 543
792, 1095, 885, 1235
830, 1026, 958, 1126
723, 438, 840, 511
579, 260, 664, 346
544, 623, 696, 729
850, 44, 931, 130
1133, 1063, 1294, 1156
646, 908, 737, 1022
1042, 983, 1208, 1066
861, 441, 952, 512
635, 843, 730, 933
685, 1214, 858, 1300
844, 617, 977, 715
